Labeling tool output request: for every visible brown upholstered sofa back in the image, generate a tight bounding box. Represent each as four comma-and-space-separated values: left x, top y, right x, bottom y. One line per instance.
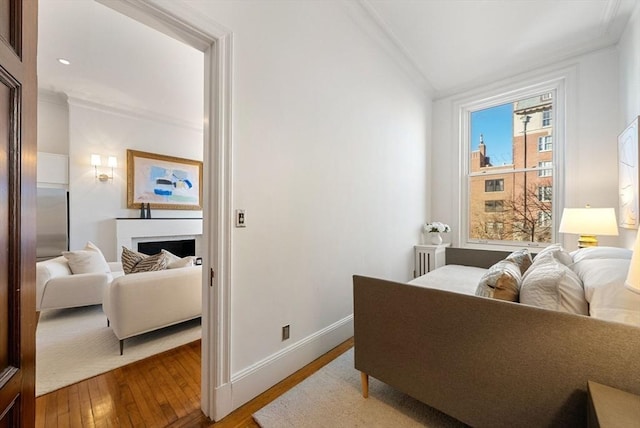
353, 271, 640, 427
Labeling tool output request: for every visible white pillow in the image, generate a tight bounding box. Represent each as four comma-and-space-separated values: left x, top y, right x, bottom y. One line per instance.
161, 249, 195, 269
534, 243, 573, 266
571, 257, 640, 326
62, 241, 110, 274
520, 253, 588, 315
570, 246, 632, 263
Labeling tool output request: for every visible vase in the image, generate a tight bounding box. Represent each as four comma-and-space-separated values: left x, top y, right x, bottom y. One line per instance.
430, 232, 443, 245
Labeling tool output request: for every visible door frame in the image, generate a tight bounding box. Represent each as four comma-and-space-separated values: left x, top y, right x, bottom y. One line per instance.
97, 0, 234, 420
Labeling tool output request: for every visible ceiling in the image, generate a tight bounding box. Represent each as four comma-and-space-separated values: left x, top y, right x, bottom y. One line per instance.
37, 0, 639, 124
37, 0, 204, 128
365, 0, 639, 97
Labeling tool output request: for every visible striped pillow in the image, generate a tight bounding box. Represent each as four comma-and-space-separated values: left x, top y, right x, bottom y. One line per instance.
121, 247, 147, 274
130, 252, 168, 273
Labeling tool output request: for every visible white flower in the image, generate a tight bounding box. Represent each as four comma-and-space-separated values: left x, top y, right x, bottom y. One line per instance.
423, 221, 451, 233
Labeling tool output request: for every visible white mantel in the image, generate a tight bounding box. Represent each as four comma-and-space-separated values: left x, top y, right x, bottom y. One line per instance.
115, 218, 203, 260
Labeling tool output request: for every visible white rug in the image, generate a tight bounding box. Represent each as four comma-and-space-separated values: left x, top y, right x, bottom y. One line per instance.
36, 304, 201, 396
253, 348, 468, 428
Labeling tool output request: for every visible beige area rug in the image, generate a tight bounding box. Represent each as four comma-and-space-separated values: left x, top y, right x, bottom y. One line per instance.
36, 304, 201, 396
253, 348, 468, 428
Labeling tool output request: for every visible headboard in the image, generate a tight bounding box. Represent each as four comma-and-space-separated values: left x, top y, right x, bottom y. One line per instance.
445, 247, 512, 269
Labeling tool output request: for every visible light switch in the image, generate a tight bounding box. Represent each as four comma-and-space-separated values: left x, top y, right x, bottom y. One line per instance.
235, 209, 246, 227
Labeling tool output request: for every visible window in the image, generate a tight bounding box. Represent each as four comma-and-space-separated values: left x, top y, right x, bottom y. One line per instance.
538, 186, 552, 202
538, 161, 552, 177
538, 211, 552, 227
484, 200, 504, 212
465, 85, 561, 247
538, 135, 552, 151
485, 179, 504, 192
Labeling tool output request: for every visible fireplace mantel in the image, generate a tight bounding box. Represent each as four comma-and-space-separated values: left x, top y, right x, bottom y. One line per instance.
115, 218, 203, 260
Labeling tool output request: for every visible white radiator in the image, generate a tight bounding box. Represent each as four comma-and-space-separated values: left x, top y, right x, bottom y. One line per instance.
413, 244, 449, 278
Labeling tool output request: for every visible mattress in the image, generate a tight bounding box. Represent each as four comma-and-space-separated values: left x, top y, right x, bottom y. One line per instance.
408, 264, 486, 295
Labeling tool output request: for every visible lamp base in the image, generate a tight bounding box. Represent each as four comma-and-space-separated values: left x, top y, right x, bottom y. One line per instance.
578, 234, 598, 248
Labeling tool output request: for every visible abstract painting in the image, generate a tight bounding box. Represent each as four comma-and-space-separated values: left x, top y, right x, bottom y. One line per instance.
127, 149, 203, 210
618, 116, 639, 229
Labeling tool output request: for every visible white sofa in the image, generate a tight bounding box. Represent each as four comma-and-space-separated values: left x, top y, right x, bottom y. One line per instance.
36, 256, 123, 311
102, 265, 202, 355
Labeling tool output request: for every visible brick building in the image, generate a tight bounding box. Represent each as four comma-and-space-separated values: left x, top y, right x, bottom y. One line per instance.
469, 92, 553, 242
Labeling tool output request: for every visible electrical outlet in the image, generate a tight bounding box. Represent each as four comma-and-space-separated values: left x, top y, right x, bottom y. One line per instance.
235, 209, 246, 228
282, 325, 290, 341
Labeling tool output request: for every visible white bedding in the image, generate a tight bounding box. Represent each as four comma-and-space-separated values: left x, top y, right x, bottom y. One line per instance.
408, 264, 487, 295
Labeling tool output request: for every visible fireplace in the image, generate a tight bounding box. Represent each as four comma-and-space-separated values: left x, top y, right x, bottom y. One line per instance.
115, 218, 202, 261
138, 239, 196, 257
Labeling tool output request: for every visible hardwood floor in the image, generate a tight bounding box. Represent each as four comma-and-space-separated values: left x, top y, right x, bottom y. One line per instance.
36, 337, 354, 427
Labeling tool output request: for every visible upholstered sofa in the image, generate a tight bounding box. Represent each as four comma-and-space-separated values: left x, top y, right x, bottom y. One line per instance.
102, 265, 202, 355
353, 247, 640, 427
36, 256, 123, 311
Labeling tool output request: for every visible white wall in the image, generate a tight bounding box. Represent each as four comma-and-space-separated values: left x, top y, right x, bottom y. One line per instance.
169, 0, 431, 407
38, 91, 69, 155
432, 47, 622, 250
67, 99, 203, 260
619, 3, 640, 248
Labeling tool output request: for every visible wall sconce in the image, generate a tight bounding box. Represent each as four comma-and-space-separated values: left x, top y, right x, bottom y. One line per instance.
558, 205, 618, 248
91, 154, 117, 182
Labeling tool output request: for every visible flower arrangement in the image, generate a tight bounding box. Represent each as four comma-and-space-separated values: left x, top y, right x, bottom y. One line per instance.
423, 221, 451, 233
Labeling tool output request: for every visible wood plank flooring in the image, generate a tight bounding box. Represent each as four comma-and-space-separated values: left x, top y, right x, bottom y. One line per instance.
36, 337, 354, 427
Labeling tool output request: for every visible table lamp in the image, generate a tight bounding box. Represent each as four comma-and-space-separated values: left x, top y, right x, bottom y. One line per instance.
558, 205, 618, 248
626, 227, 640, 294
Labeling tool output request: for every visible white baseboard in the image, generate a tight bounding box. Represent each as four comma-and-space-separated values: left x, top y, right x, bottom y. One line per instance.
230, 315, 354, 409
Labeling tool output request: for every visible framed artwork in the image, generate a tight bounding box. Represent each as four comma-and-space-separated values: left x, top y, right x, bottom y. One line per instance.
618, 116, 639, 229
127, 149, 203, 210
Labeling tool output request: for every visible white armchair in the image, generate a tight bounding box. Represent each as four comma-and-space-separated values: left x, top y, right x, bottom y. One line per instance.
36, 256, 123, 311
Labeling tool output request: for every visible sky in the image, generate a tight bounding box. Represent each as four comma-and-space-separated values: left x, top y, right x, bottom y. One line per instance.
471, 102, 513, 165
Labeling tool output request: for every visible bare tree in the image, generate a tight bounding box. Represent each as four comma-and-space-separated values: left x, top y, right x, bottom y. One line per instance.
470, 180, 552, 243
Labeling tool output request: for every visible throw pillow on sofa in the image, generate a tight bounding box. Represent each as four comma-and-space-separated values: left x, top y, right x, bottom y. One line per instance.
161, 249, 195, 269
62, 241, 110, 274
130, 252, 168, 273
121, 246, 147, 274
505, 248, 533, 274
570, 249, 638, 326
520, 253, 588, 315
533, 243, 573, 266
475, 259, 522, 302
121, 246, 170, 274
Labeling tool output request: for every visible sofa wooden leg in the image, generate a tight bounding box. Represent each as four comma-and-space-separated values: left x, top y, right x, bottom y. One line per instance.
361, 372, 369, 398
119, 339, 124, 355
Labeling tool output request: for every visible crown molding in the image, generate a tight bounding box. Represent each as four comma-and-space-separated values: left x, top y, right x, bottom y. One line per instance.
65, 92, 203, 132
344, 0, 434, 96
38, 88, 68, 106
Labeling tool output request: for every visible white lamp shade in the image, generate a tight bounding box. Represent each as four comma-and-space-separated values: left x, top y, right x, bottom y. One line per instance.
90, 154, 101, 166
558, 207, 619, 236
626, 228, 640, 294
107, 156, 117, 168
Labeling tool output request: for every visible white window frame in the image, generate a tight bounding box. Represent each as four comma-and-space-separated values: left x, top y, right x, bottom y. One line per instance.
538, 185, 552, 202
538, 161, 552, 177
538, 135, 553, 152
458, 76, 566, 250
542, 109, 552, 127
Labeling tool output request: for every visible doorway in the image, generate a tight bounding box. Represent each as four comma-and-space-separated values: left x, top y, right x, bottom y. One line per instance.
37, 0, 233, 421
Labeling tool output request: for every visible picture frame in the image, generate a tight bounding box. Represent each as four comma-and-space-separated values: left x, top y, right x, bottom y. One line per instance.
127, 149, 203, 210
618, 116, 639, 229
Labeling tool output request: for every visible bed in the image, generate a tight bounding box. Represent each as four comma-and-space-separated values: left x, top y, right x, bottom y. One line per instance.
353, 245, 640, 427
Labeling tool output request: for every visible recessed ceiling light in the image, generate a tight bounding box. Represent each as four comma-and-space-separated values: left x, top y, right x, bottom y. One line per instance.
57, 58, 71, 65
